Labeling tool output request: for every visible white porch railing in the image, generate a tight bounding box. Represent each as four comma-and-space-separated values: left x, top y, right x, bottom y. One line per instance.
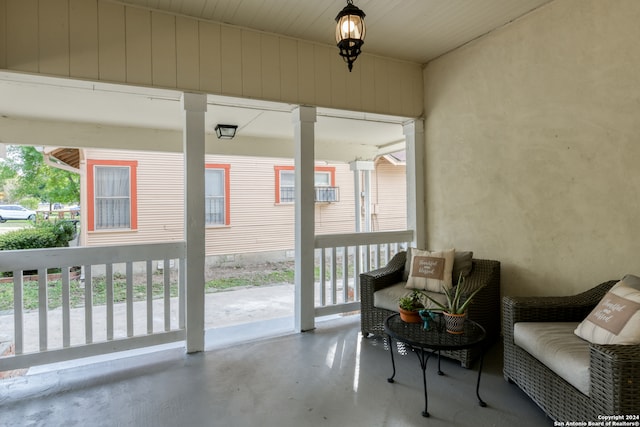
0, 231, 412, 373
0, 242, 185, 372
314, 230, 413, 317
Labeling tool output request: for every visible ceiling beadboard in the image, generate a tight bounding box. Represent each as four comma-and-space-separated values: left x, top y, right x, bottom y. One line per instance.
114, 0, 553, 64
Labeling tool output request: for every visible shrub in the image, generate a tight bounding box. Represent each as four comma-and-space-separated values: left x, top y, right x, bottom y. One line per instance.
49, 221, 77, 246
0, 228, 59, 250
0, 220, 77, 250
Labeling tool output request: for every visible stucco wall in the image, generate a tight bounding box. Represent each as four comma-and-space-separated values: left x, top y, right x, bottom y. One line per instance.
423, 0, 640, 297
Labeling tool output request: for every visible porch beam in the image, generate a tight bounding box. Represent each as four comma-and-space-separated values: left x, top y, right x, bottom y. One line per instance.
293, 106, 317, 332
182, 92, 207, 353
0, 116, 379, 162
404, 119, 426, 248
0, 116, 181, 152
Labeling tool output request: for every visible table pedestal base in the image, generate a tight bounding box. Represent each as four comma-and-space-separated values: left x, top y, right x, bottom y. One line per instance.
386, 336, 486, 417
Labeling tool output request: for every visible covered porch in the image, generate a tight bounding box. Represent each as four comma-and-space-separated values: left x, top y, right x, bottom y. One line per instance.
0, 70, 422, 373
0, 0, 430, 374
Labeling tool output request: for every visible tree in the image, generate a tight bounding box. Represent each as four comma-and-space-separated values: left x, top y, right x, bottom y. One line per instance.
0, 145, 79, 207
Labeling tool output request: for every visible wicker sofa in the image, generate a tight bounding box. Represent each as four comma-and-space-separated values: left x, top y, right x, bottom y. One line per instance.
503, 280, 640, 421
359, 250, 501, 368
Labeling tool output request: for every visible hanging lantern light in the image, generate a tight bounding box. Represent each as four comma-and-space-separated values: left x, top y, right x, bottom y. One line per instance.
335, 0, 366, 72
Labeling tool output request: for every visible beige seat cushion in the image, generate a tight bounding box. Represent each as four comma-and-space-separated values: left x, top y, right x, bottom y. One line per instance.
514, 322, 590, 395
373, 282, 447, 312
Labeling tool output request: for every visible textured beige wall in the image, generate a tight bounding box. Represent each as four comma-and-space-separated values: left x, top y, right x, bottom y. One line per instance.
423, 0, 640, 297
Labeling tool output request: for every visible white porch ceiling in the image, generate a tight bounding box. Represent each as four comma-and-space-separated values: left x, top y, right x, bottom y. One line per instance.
117, 0, 552, 64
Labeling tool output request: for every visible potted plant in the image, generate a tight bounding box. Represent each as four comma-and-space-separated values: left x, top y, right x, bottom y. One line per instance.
398, 290, 425, 323
422, 274, 483, 334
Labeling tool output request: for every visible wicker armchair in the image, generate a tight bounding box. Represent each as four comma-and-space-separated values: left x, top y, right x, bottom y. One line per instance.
503, 281, 640, 421
359, 251, 501, 368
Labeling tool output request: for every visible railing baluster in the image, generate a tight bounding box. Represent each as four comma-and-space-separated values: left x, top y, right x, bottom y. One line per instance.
365, 244, 371, 272
62, 268, 70, 348
354, 246, 360, 301
331, 247, 337, 304
13, 273, 23, 355
85, 264, 93, 344
164, 259, 170, 331
1, 243, 186, 370
373, 245, 378, 266
146, 260, 153, 334
38, 270, 48, 351
319, 249, 326, 306
313, 231, 414, 317
179, 257, 186, 329
126, 262, 133, 337
344, 246, 348, 302
106, 264, 114, 340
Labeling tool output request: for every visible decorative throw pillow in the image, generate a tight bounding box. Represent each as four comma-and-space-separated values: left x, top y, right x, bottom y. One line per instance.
403, 248, 472, 283
405, 248, 455, 293
574, 274, 640, 345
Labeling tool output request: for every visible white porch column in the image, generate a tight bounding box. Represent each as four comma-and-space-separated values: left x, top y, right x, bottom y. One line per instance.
293, 106, 316, 332
181, 93, 207, 353
352, 167, 362, 232
349, 161, 375, 232
404, 119, 426, 248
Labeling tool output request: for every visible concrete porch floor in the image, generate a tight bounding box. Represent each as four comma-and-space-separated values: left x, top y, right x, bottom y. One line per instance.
0, 315, 552, 427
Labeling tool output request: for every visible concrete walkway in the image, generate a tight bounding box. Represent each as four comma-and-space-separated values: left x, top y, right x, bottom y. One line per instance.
0, 283, 297, 356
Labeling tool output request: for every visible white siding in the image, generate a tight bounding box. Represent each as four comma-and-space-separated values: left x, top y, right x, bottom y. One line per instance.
371, 159, 407, 232
83, 150, 366, 256
314, 166, 356, 235
84, 150, 184, 247
0, 0, 423, 118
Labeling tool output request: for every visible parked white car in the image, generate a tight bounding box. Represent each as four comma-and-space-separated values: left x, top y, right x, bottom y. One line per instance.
0, 204, 37, 222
